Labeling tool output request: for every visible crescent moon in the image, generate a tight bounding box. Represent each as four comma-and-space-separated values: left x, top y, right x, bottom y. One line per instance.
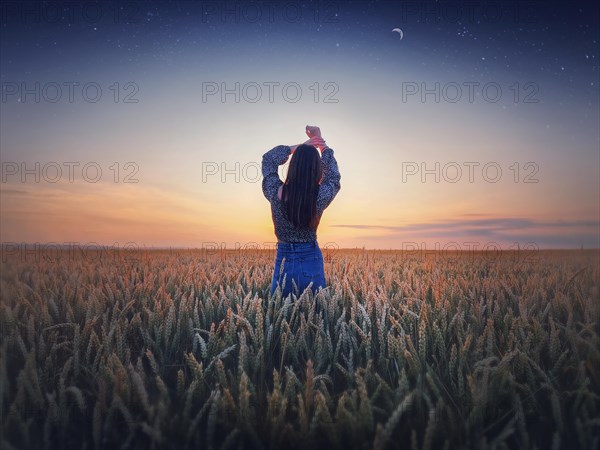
392, 28, 404, 40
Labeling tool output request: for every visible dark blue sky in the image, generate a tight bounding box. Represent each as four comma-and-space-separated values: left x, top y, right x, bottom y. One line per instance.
2, 1, 598, 83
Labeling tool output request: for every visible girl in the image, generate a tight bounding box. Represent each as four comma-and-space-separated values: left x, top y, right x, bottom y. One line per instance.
262, 125, 341, 299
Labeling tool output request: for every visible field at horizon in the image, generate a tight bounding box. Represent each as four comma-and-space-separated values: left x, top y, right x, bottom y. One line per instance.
1, 249, 598, 449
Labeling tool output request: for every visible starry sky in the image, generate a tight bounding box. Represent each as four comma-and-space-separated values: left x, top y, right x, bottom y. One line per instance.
1, 0, 599, 250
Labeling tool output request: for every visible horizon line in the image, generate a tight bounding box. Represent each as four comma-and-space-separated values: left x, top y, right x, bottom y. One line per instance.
1, 243, 598, 252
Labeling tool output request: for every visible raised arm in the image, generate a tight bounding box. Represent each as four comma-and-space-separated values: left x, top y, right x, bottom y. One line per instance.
316, 146, 341, 212
262, 145, 291, 202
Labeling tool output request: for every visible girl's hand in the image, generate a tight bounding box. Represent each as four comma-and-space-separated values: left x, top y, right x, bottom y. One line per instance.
290, 136, 326, 154
304, 136, 326, 151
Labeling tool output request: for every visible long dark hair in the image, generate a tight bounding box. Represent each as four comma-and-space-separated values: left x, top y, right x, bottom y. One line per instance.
282, 144, 323, 230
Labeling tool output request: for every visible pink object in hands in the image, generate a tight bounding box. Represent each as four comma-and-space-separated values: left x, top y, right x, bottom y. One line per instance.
305, 125, 322, 138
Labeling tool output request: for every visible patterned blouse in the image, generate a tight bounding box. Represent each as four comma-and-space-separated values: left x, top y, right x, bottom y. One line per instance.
262, 145, 341, 243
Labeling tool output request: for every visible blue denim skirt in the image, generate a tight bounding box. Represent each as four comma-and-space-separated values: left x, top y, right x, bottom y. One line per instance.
270, 240, 326, 299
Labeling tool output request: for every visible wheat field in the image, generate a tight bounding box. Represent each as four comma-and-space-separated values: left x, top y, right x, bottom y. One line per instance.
0, 248, 598, 450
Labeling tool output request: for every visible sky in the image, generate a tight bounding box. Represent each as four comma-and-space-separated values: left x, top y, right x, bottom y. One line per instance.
1, 0, 599, 251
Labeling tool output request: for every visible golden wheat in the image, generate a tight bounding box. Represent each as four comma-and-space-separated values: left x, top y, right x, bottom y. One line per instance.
0, 248, 598, 449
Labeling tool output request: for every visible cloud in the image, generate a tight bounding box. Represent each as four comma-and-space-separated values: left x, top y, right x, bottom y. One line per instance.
0, 188, 30, 195
331, 217, 600, 248
332, 217, 599, 232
